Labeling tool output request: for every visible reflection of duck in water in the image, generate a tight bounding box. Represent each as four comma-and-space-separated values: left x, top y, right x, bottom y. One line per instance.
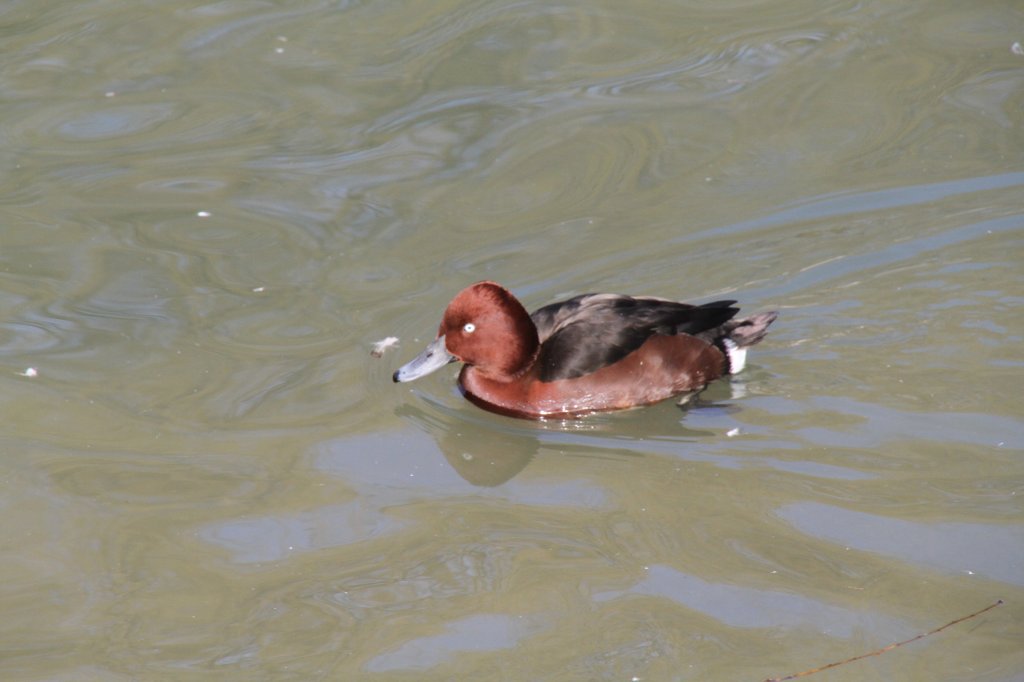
394, 402, 539, 486
394, 281, 777, 419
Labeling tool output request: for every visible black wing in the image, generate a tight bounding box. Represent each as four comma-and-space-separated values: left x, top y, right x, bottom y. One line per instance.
530, 294, 738, 382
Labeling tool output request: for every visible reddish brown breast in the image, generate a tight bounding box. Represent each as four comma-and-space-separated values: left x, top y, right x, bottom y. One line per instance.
459, 334, 726, 418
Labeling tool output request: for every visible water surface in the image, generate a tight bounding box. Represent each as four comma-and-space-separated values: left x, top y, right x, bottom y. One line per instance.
2, 1, 1022, 680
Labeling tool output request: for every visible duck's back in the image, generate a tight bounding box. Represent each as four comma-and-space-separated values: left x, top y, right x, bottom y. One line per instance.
530, 294, 739, 382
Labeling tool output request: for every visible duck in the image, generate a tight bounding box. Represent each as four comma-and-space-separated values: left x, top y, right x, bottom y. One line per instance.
393, 281, 777, 419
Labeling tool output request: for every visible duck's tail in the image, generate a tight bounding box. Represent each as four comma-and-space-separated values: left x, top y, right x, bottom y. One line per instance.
719, 311, 778, 374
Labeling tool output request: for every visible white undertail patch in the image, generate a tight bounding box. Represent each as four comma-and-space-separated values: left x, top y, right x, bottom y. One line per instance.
723, 338, 747, 374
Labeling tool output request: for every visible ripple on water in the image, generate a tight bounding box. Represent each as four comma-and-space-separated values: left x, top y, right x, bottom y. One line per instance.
1, 90, 287, 157
365, 613, 549, 673
778, 502, 1024, 586
56, 103, 180, 140
199, 502, 408, 565
594, 564, 903, 637
45, 453, 268, 509
946, 69, 1024, 129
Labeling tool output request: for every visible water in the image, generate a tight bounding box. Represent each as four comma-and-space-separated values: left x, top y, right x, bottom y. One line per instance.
1, 0, 1022, 680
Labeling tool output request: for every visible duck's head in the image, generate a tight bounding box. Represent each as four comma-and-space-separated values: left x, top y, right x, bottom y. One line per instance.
393, 281, 539, 383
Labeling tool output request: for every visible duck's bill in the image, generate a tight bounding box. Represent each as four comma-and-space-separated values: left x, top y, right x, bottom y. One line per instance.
392, 335, 456, 382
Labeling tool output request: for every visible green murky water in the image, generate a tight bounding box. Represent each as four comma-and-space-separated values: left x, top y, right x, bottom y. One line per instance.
2, 1, 1022, 680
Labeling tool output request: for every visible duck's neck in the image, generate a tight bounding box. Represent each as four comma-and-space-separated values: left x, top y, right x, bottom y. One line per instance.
485, 294, 540, 381
490, 315, 539, 381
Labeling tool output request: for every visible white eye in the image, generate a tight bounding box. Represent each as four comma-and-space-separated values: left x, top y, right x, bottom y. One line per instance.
463, 322, 476, 333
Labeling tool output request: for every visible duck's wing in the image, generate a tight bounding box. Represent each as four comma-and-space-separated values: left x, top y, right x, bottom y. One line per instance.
530, 294, 739, 381
530, 293, 603, 343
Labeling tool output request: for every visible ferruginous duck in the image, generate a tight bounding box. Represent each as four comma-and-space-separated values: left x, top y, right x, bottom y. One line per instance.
393, 281, 777, 419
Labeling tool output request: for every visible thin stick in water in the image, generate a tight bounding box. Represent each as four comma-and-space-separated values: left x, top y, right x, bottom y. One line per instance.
763, 599, 1004, 682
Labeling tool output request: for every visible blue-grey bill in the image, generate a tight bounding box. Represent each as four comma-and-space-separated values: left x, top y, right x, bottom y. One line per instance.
392, 335, 456, 382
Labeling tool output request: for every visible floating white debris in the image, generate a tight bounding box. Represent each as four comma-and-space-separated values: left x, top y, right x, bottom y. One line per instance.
371, 336, 400, 358
196, 210, 211, 218
252, 286, 265, 293
726, 427, 740, 437
20, 367, 38, 377
1012, 41, 1023, 56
